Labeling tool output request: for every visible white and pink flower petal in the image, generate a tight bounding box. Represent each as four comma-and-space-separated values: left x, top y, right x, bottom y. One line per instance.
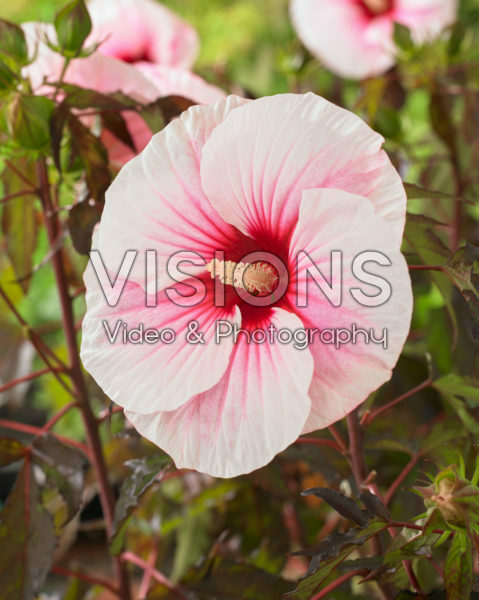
87, 0, 199, 69
97, 96, 249, 290
200, 93, 406, 246
125, 308, 313, 478
288, 188, 413, 431
81, 258, 241, 415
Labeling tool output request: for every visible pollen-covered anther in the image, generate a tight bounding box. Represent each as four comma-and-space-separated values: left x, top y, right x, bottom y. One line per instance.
362, 0, 391, 15
206, 259, 279, 297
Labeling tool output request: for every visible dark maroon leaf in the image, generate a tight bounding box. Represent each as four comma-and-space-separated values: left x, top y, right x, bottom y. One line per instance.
67, 114, 111, 203
100, 111, 136, 153
301, 487, 369, 526
0, 460, 56, 599
68, 200, 102, 255
359, 491, 391, 521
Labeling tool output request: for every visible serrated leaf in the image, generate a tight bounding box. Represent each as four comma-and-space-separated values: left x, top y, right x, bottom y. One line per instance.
444, 531, 473, 600
32, 433, 86, 524
110, 455, 171, 554
288, 519, 387, 599
434, 374, 479, 408
0, 437, 27, 466
0, 460, 56, 599
301, 487, 368, 526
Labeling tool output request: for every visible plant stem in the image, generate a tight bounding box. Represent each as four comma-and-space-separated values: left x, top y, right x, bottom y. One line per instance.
347, 410, 368, 489
364, 379, 432, 426
36, 159, 131, 600
384, 452, 422, 507
0, 418, 89, 455
51, 565, 118, 595
122, 552, 187, 600
296, 437, 342, 453
310, 569, 365, 600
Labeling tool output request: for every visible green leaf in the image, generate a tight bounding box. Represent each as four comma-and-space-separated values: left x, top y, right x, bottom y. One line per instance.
7, 94, 55, 150
54, 0, 92, 56
434, 374, 479, 408
301, 487, 369, 527
110, 455, 171, 555
0, 437, 27, 466
0, 18, 28, 65
444, 531, 473, 600
0, 460, 56, 599
394, 22, 414, 51
32, 434, 86, 524
448, 22, 466, 56
373, 106, 402, 140
0, 59, 17, 91
1, 158, 38, 293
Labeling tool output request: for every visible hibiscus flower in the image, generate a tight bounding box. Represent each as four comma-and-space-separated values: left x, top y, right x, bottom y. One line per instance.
22, 22, 224, 166
81, 93, 413, 478
290, 0, 458, 79
87, 0, 199, 70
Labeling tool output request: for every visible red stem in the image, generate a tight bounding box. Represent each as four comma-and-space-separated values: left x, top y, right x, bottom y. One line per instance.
138, 547, 158, 600
51, 565, 118, 595
41, 401, 78, 432
365, 379, 432, 426
122, 552, 187, 599
327, 425, 348, 452
0, 418, 90, 456
310, 569, 365, 600
0, 285, 75, 398
384, 452, 422, 507
0, 367, 56, 394
1, 189, 38, 205
36, 159, 131, 599
296, 437, 342, 453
